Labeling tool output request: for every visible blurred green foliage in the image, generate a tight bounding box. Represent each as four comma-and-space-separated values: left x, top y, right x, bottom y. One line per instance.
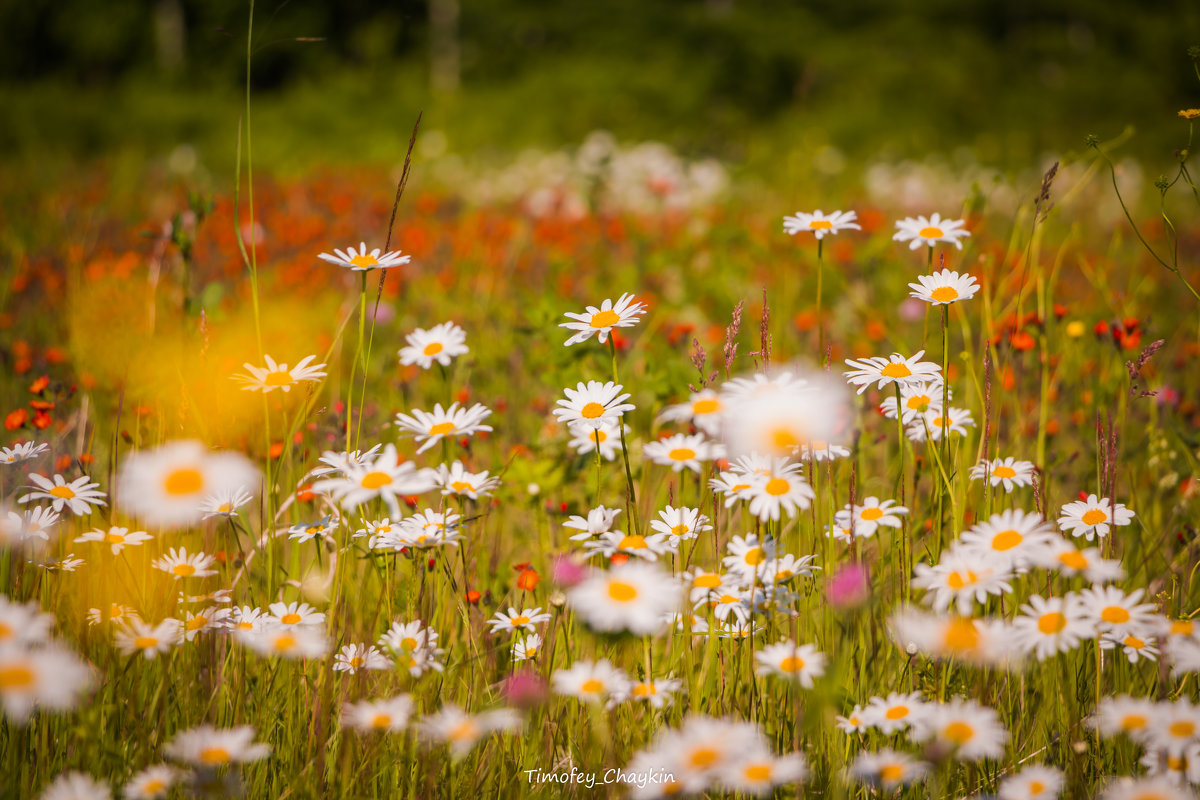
0, 0, 1197, 173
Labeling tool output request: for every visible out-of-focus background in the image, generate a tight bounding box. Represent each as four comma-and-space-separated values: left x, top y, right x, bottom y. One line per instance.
2, 0, 1197, 178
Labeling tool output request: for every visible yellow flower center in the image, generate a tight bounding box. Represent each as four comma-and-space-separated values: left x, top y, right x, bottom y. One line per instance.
164, 468, 204, 496
671, 524, 689, 537
618, 535, 647, 550
632, 682, 656, 697
1101, 606, 1131, 624
509, 615, 530, 626
428, 422, 455, 436
280, 613, 302, 625
1058, 551, 1088, 570
608, 581, 638, 602
580, 679, 605, 694
879, 764, 904, 783
186, 615, 208, 631
1081, 509, 1107, 526
719, 594, 740, 604
199, 747, 231, 765
930, 287, 959, 303
992, 530, 1023, 551
371, 713, 392, 729
349, 657, 364, 668
134, 636, 159, 650
1121, 714, 1147, 731
49, 485, 76, 499
348, 254, 379, 268
860, 507, 884, 521
918, 226, 945, 238
1170, 721, 1196, 738
142, 779, 166, 794
993, 465, 1017, 478
588, 430, 607, 444
449, 720, 477, 742
692, 398, 720, 414
943, 619, 980, 652
668, 448, 696, 462
886, 705, 909, 720
263, 370, 294, 387
0, 623, 11, 640
273, 634, 297, 651
771, 428, 800, 450
0, 665, 35, 688
764, 478, 790, 496
743, 547, 766, 565
744, 764, 772, 781
590, 310, 620, 328
809, 220, 833, 230
778, 655, 805, 673
360, 471, 393, 489
880, 363, 913, 378
1167, 756, 1186, 771
906, 394, 931, 410
1030, 781, 1046, 794
1123, 636, 1145, 649
1038, 612, 1067, 634
694, 574, 722, 589
173, 564, 196, 577
946, 570, 978, 590
423, 342, 444, 356
943, 721, 975, 744
580, 402, 606, 419
1170, 621, 1196, 636
401, 637, 419, 651
107, 532, 126, 544
689, 748, 719, 768
449, 481, 474, 493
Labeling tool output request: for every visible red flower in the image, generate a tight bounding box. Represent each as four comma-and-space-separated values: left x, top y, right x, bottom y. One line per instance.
4, 409, 27, 430
516, 568, 540, 592
28, 375, 49, 394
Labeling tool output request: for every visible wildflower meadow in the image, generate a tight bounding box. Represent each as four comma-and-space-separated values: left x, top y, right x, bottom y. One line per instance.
4, 7, 1200, 800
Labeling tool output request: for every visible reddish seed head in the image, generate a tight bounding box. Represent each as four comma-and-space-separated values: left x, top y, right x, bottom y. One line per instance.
404, 495, 419, 507
1094, 320, 1110, 336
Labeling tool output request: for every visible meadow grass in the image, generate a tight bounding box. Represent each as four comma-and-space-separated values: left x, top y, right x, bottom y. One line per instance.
2, 97, 1200, 800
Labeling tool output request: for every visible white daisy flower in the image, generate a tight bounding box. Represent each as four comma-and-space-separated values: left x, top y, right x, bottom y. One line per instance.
398, 322, 468, 370
560, 292, 646, 346
0, 441, 49, 464
1077, 586, 1158, 639
969, 457, 1036, 492
552, 380, 635, 428
152, 547, 218, 580
163, 724, 270, 766
552, 658, 631, 703
122, 764, 179, 799
1058, 494, 1135, 541
1010, 593, 1095, 660
115, 440, 259, 529
317, 242, 410, 271
907, 268, 980, 305
287, 514, 339, 544
393, 402, 493, 454
1038, 538, 1125, 583
38, 772, 111, 800
861, 691, 927, 735
566, 419, 627, 461
566, 562, 682, 636
418, 705, 522, 758
957, 509, 1058, 571
843, 351, 942, 394
908, 697, 1008, 761
906, 406, 974, 442
878, 379, 946, 424
562, 505, 621, 541
997, 764, 1064, 800
911, 547, 1013, 615
311, 443, 437, 518
19, 473, 107, 516
846, 749, 929, 789
1101, 631, 1159, 663
783, 209, 860, 239
115, 619, 183, 659
74, 526, 153, 555
649, 505, 712, 548
893, 213, 971, 250
333, 643, 392, 674
233, 354, 326, 393
832, 496, 908, 540
642, 433, 721, 473
340, 694, 414, 732
754, 640, 826, 687
0, 644, 93, 723
656, 389, 725, 436
487, 607, 550, 635
199, 487, 255, 519
435, 461, 500, 500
